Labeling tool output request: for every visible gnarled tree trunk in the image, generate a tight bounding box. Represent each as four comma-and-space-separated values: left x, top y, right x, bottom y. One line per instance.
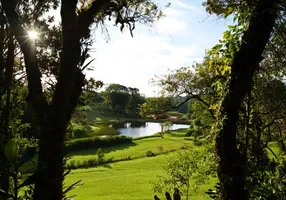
0, 0, 84, 199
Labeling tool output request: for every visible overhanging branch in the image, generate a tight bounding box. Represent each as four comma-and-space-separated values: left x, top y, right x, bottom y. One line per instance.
1, 0, 47, 107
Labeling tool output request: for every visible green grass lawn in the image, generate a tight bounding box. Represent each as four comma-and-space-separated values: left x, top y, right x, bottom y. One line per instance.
68, 129, 192, 165
65, 126, 282, 200
65, 129, 216, 200
66, 153, 214, 200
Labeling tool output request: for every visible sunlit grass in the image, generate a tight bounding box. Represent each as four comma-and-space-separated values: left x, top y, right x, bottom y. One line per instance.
65, 129, 215, 199
65, 128, 282, 200
66, 153, 213, 200
67, 130, 192, 165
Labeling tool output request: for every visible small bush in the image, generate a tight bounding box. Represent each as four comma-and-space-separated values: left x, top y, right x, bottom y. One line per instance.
70, 123, 88, 138
97, 148, 105, 164
157, 145, 164, 153
185, 126, 203, 138
87, 159, 97, 166
194, 140, 203, 146
65, 136, 132, 152
145, 150, 155, 157
180, 145, 189, 150
73, 128, 87, 138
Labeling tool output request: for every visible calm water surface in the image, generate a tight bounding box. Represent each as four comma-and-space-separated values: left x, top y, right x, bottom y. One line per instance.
113, 122, 189, 138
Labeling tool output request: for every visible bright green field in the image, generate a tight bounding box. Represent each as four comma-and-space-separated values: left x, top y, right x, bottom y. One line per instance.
68, 129, 192, 165
65, 129, 215, 200
65, 128, 281, 200
65, 153, 214, 200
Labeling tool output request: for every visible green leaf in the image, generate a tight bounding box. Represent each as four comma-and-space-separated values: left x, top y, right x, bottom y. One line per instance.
4, 139, 17, 164
224, 7, 233, 18
223, 30, 231, 40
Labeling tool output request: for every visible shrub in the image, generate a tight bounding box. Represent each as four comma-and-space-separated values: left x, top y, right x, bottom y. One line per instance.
185, 126, 203, 138
193, 139, 203, 146
157, 145, 164, 153
70, 123, 88, 138
73, 127, 87, 138
151, 148, 216, 199
65, 135, 132, 152
145, 150, 155, 157
96, 148, 105, 164
180, 145, 189, 150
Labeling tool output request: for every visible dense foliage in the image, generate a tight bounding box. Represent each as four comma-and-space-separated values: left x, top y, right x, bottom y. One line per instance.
151, 0, 286, 199
0, 0, 286, 199
0, 0, 164, 199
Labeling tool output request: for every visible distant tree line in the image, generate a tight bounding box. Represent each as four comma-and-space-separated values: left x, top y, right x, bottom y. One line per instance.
86, 83, 189, 118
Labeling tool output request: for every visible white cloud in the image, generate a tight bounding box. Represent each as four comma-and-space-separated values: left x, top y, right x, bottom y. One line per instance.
153, 7, 191, 35
156, 17, 188, 35
86, 0, 231, 97
87, 32, 200, 96
172, 0, 202, 13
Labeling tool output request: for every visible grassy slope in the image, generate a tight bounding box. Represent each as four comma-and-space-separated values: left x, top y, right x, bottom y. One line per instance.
66, 129, 214, 200
66, 153, 213, 200
66, 126, 281, 200
68, 129, 192, 164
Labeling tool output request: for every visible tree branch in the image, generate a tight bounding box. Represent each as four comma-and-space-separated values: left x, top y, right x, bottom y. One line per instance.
163, 94, 216, 119
76, 0, 113, 39
1, 0, 47, 109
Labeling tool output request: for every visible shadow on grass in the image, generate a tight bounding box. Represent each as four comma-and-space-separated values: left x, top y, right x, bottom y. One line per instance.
163, 137, 191, 145
164, 128, 189, 138
101, 163, 112, 169
68, 141, 137, 157
166, 132, 186, 138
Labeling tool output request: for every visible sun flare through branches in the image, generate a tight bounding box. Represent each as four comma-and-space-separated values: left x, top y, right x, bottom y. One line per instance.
28, 30, 39, 40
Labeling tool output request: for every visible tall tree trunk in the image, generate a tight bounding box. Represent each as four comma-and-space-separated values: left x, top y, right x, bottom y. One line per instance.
0, 7, 8, 198
1, 0, 123, 199
33, 1, 84, 199
216, 0, 278, 199
0, 33, 14, 200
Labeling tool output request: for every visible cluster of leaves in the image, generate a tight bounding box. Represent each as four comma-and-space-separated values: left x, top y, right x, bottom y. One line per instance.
0, 0, 166, 198
0, 138, 38, 199
151, 1, 286, 199
99, 83, 146, 116
151, 148, 216, 200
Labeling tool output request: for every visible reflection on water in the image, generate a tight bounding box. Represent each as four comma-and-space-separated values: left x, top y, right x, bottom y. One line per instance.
112, 122, 189, 138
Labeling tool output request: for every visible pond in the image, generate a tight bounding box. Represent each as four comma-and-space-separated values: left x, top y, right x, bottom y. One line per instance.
111, 122, 190, 138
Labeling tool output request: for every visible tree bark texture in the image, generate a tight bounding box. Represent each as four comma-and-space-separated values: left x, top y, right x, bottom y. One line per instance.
216, 0, 278, 199
0, 0, 84, 199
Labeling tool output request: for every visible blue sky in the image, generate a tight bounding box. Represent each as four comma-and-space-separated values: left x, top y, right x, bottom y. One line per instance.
86, 0, 233, 97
